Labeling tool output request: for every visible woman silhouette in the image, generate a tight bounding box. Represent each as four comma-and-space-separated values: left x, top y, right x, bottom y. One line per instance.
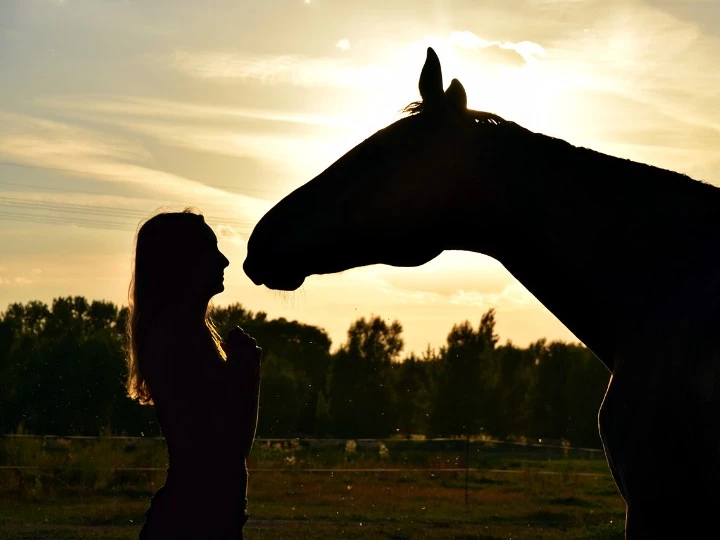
126, 209, 262, 539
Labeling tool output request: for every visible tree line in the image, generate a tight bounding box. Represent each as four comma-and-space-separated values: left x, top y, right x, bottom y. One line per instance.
0, 297, 610, 447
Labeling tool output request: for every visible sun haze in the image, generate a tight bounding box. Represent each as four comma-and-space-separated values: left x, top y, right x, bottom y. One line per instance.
1, 0, 719, 354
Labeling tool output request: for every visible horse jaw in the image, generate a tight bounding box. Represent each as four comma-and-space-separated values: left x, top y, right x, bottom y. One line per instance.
244, 233, 445, 291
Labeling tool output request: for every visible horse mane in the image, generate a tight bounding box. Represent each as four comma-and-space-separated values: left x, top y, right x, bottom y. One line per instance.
402, 101, 506, 126
402, 99, 716, 196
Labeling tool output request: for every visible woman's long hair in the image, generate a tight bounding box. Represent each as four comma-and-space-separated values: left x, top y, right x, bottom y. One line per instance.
126, 209, 225, 404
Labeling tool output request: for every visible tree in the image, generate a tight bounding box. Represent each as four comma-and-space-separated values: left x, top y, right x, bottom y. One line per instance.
328, 316, 403, 437
431, 309, 498, 436
559, 344, 608, 447
393, 352, 435, 436
0, 302, 48, 432
212, 304, 333, 437
0, 298, 608, 445
487, 342, 536, 438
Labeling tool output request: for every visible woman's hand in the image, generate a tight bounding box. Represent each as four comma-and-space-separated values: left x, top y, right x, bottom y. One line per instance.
224, 326, 262, 375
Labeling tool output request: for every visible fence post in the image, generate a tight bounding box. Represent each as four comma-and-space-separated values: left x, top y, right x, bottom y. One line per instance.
465, 434, 470, 506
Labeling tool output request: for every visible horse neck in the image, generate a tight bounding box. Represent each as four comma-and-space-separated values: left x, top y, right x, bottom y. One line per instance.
452, 123, 720, 369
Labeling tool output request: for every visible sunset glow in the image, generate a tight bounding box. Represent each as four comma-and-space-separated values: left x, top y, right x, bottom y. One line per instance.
2, 0, 719, 354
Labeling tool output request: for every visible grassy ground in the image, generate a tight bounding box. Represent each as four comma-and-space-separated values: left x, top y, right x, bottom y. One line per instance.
0, 437, 626, 538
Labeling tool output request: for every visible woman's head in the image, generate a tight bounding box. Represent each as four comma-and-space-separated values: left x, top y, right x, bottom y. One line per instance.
132, 210, 229, 310
126, 209, 229, 403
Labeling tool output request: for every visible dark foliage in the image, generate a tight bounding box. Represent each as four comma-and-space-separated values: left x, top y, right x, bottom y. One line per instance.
0, 299, 609, 446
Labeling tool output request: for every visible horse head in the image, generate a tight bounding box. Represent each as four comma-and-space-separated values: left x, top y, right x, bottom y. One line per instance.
244, 48, 506, 291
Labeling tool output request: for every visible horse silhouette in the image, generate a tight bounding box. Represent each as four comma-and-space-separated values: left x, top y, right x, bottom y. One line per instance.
243, 48, 720, 538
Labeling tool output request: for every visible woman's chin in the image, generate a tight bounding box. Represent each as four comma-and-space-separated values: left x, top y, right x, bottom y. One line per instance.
210, 283, 225, 297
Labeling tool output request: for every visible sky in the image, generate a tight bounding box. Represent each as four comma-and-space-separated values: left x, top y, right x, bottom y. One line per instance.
1, 0, 719, 356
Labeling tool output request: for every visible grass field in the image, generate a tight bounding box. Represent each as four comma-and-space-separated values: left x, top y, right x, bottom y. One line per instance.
0, 436, 626, 539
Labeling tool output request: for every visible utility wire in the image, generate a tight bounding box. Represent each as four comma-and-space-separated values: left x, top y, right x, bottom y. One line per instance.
0, 160, 283, 198
0, 195, 256, 233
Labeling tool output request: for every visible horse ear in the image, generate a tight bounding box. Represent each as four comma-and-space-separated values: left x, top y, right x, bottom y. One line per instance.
445, 79, 467, 111
419, 47, 444, 105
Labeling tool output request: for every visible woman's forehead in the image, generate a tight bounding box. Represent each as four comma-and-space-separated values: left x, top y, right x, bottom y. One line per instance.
180, 220, 216, 246
198, 222, 217, 242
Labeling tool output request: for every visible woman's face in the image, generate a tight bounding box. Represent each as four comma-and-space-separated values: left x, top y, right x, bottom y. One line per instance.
188, 223, 230, 301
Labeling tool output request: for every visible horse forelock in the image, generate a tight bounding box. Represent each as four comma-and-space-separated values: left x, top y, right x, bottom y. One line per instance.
401, 101, 425, 115
401, 101, 506, 127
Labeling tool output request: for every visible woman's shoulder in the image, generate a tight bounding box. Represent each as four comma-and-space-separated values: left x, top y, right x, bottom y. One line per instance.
147, 324, 222, 377
143, 322, 203, 385
146, 318, 206, 352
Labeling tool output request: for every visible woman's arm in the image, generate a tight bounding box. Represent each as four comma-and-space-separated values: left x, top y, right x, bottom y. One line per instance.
223, 327, 262, 457
243, 357, 261, 457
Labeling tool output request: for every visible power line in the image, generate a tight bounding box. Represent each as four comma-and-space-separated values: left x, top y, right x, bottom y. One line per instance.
0, 196, 149, 219
0, 210, 130, 231
0, 195, 257, 233
0, 160, 281, 232
0, 161, 284, 198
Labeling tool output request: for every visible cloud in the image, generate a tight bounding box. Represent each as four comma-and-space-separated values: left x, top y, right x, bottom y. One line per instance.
214, 223, 245, 246
370, 252, 535, 306
0, 112, 189, 195
1, 189, 263, 236
0, 111, 274, 232
377, 268, 534, 311
0, 276, 33, 286
40, 95, 340, 129
450, 31, 546, 64
336, 39, 351, 52
167, 50, 390, 89
450, 284, 535, 309
539, 3, 719, 116
0, 111, 265, 202
35, 95, 354, 185
0, 112, 147, 162
379, 267, 513, 297
1, 190, 175, 232
518, 2, 720, 180
66, 117, 347, 186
